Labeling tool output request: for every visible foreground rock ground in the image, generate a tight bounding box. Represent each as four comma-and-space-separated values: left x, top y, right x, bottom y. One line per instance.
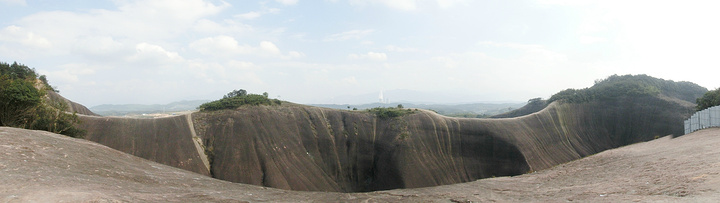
3, 127, 720, 202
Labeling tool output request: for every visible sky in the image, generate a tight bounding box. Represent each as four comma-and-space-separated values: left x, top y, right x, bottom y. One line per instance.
1, 0, 719, 106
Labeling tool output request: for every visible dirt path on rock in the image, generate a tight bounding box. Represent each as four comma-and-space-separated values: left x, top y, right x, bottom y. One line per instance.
186, 113, 210, 172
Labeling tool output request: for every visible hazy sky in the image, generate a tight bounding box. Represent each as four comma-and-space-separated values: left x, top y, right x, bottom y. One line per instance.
1, 0, 718, 106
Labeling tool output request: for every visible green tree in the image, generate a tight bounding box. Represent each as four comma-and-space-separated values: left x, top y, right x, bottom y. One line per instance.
696, 88, 720, 111
27, 100, 84, 137
38, 75, 58, 92
199, 90, 282, 111
0, 61, 84, 138
224, 89, 247, 99
548, 74, 705, 104
0, 77, 43, 126
367, 107, 414, 119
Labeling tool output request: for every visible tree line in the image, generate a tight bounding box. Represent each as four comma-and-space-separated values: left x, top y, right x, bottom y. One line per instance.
548, 74, 707, 104
696, 88, 720, 111
197, 89, 281, 111
0, 61, 84, 137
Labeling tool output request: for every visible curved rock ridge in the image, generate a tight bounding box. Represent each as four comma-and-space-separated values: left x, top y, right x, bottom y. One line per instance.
63, 93, 693, 192
46, 91, 99, 116
187, 95, 691, 192
191, 104, 530, 192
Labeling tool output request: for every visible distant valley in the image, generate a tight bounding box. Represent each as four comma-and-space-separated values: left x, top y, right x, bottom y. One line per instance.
310, 102, 525, 118
89, 100, 210, 116
92, 99, 525, 118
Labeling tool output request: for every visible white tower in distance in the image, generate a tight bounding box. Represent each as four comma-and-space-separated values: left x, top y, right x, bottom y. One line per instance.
379, 90, 384, 103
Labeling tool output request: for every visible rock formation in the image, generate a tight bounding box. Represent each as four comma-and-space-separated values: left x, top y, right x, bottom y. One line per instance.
60, 76, 702, 192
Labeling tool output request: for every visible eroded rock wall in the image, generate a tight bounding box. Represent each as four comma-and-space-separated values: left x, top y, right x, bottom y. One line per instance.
73, 95, 692, 192
191, 96, 691, 192
78, 115, 210, 176
46, 91, 99, 116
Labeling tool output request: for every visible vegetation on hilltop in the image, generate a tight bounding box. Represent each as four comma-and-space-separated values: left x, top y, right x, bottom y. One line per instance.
0, 61, 84, 138
548, 74, 707, 104
367, 104, 416, 119
312, 102, 524, 118
490, 98, 549, 118
696, 88, 720, 111
198, 89, 281, 111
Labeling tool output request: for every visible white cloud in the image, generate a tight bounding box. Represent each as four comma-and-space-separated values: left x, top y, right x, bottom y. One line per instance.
0, 25, 52, 48
436, 0, 468, 8
431, 56, 458, 68
342, 76, 358, 85
187, 60, 265, 85
226, 60, 257, 70
285, 51, 306, 59
115, 0, 229, 21
345, 0, 466, 10
349, 0, 417, 10
348, 52, 387, 61
233, 7, 281, 20
12, 0, 230, 45
127, 43, 183, 65
236, 11, 262, 19
71, 36, 130, 61
385, 45, 419, 52
189, 35, 252, 55
0, 0, 25, 5
579, 35, 607, 44
534, 0, 720, 90
324, 29, 375, 41
380, 0, 417, 10
478, 41, 568, 64
275, 0, 299, 5
534, 0, 594, 6
259, 41, 281, 54
40, 63, 97, 83
189, 36, 303, 60
192, 19, 253, 35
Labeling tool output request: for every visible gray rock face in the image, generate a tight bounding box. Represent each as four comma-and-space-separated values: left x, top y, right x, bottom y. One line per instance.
191, 105, 529, 192
78, 115, 210, 176
72, 95, 692, 192
46, 91, 99, 116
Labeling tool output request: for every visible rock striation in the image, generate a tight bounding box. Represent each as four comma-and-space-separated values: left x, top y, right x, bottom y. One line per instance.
46, 91, 99, 116
77, 115, 210, 176
66, 92, 696, 192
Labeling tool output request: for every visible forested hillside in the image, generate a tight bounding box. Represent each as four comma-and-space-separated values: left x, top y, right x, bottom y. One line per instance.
0, 61, 84, 137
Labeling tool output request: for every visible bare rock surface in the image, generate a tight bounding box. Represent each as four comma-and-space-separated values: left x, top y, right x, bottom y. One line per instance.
0, 127, 315, 202
46, 91, 99, 116
188, 96, 689, 192
3, 127, 720, 202
73, 95, 692, 192
77, 115, 211, 176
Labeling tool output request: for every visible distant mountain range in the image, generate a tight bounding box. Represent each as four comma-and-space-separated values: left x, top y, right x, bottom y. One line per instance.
90, 100, 210, 116
91, 98, 525, 117
309, 102, 525, 117
313, 89, 524, 105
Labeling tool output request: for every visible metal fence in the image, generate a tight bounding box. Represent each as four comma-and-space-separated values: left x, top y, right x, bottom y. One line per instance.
685, 106, 720, 134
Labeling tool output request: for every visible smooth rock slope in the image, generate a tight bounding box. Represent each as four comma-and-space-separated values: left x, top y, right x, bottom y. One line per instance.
189, 95, 691, 192
69, 93, 695, 192
3, 127, 720, 202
